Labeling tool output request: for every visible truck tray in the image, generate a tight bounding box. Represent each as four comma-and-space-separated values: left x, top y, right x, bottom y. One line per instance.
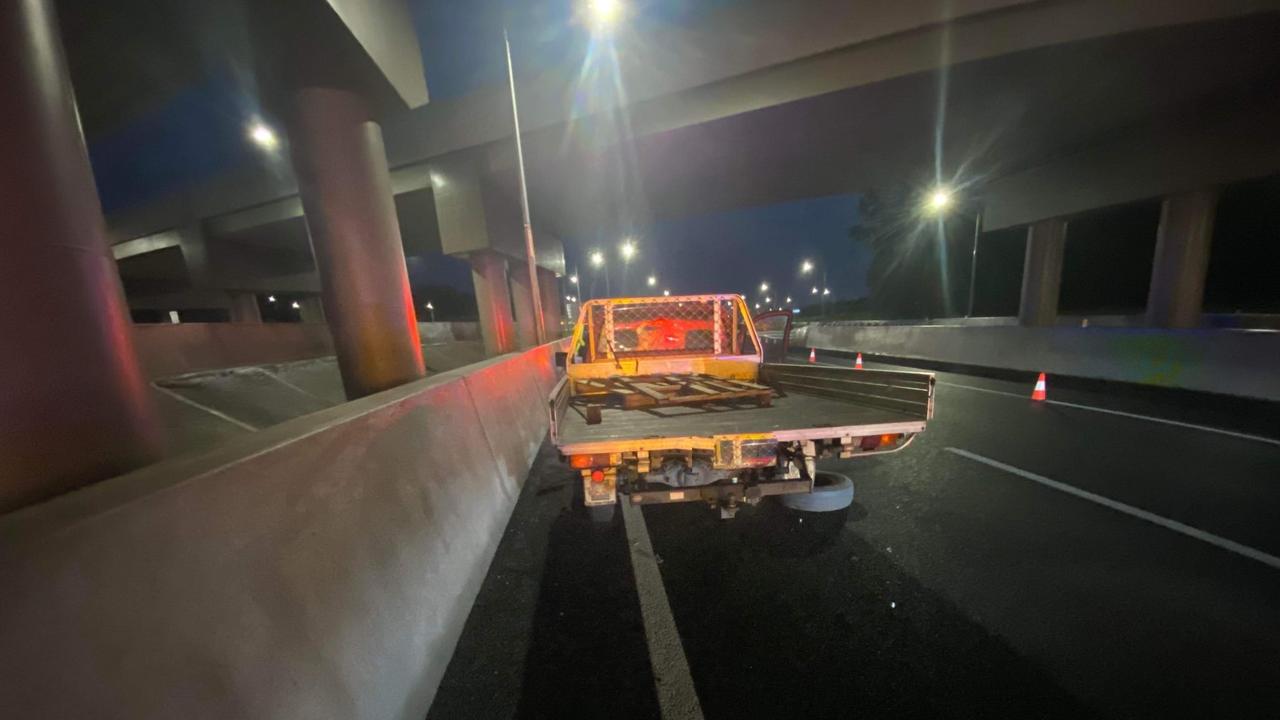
573, 373, 772, 419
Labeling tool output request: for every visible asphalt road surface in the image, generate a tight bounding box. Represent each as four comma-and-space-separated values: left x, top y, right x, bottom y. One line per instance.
428, 353, 1280, 719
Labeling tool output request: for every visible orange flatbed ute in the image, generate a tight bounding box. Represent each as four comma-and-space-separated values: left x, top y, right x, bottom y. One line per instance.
549, 294, 934, 518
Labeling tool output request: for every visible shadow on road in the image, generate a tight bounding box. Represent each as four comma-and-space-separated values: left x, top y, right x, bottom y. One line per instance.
428, 441, 660, 719
514, 502, 660, 718
644, 499, 1097, 719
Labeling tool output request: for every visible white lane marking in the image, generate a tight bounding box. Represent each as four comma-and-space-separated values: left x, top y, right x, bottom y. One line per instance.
621, 500, 706, 720
939, 381, 1280, 448
150, 383, 259, 431
945, 447, 1280, 571
257, 368, 333, 404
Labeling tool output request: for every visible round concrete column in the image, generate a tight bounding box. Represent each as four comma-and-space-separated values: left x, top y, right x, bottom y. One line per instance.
470, 251, 517, 356
0, 0, 160, 512
1018, 218, 1068, 327
509, 260, 539, 349
285, 87, 424, 399
1146, 189, 1217, 329
537, 267, 563, 339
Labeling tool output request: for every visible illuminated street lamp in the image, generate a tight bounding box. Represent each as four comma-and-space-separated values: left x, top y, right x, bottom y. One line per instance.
569, 274, 579, 285
759, 282, 769, 293
424, 301, 435, 321
800, 259, 814, 274
810, 287, 818, 295
291, 300, 301, 310
823, 288, 830, 296
248, 122, 278, 151
620, 239, 637, 261
590, 250, 604, 267
663, 289, 670, 296
586, 0, 623, 29
647, 275, 656, 287
785, 296, 792, 304
764, 296, 771, 304
267, 294, 277, 303
926, 186, 953, 214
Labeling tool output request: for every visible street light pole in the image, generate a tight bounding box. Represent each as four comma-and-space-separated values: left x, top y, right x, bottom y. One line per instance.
966, 210, 983, 318
503, 27, 546, 344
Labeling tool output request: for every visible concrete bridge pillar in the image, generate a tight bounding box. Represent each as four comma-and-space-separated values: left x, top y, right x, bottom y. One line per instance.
284, 86, 424, 399
1018, 218, 1068, 327
471, 251, 517, 356
0, 0, 160, 512
509, 260, 540, 349
538, 267, 563, 339
228, 292, 262, 323
1146, 189, 1217, 329
297, 295, 325, 324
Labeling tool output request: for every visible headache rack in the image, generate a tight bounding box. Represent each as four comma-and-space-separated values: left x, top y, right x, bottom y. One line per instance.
576, 294, 760, 362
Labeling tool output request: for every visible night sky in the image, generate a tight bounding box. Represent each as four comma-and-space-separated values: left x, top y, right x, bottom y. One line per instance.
86, 0, 872, 304
569, 194, 868, 302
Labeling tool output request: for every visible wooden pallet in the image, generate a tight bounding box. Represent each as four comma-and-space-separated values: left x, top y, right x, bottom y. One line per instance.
576, 373, 772, 423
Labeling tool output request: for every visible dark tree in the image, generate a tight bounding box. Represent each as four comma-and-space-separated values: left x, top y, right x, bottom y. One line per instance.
849, 188, 974, 319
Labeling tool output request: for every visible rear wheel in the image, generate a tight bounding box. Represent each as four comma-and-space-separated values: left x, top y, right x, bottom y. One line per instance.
779, 471, 854, 512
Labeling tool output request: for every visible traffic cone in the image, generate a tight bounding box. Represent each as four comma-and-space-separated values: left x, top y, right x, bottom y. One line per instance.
854, 353, 864, 370
1030, 372, 1047, 401
808, 348, 816, 363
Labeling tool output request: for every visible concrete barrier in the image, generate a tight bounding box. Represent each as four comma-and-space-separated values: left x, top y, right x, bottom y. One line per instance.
0, 342, 563, 719
796, 323, 1280, 401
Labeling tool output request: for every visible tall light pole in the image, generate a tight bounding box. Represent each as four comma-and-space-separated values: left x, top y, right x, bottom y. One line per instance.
503, 27, 545, 343
966, 210, 983, 318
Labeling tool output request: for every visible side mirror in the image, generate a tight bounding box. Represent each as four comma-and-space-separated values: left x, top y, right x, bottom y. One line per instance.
554, 351, 568, 368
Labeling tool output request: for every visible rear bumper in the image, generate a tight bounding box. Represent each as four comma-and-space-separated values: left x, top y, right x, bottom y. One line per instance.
628, 479, 812, 506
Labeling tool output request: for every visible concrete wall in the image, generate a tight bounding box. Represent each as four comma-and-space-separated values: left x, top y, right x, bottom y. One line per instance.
135, 322, 482, 379
0, 342, 562, 719
796, 323, 1280, 401
134, 322, 335, 379
417, 321, 480, 344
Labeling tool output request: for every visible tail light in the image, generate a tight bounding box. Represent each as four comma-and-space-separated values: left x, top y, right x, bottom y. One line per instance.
860, 433, 902, 451
570, 453, 612, 469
